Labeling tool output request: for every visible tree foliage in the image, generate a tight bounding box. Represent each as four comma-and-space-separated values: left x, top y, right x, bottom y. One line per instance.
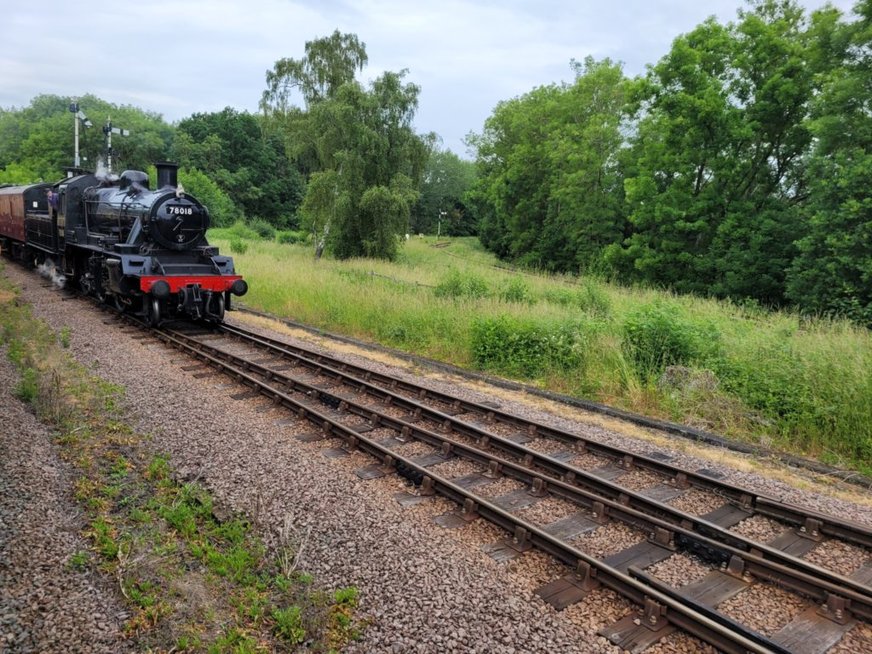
412, 144, 477, 235
786, 0, 872, 325
173, 108, 303, 226
611, 2, 823, 304
0, 94, 173, 181
262, 32, 428, 260
469, 57, 628, 273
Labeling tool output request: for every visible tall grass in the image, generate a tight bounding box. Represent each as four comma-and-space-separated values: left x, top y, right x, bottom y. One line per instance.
209, 230, 872, 474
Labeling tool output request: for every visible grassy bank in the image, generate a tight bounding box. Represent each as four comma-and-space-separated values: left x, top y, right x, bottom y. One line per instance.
211, 226, 872, 476
0, 263, 362, 653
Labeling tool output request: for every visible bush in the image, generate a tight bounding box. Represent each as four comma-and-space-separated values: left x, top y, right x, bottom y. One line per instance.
434, 269, 490, 300
576, 280, 611, 318
712, 344, 815, 424
15, 367, 38, 403
277, 230, 307, 245
499, 277, 534, 304
542, 281, 610, 317
225, 221, 259, 240
543, 287, 577, 306
470, 315, 588, 377
230, 238, 248, 255
248, 218, 276, 240
622, 303, 719, 379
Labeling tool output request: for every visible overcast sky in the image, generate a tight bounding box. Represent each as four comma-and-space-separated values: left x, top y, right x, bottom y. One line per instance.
1, 0, 857, 157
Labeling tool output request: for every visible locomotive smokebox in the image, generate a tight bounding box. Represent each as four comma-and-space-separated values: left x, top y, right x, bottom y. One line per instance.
155, 161, 180, 189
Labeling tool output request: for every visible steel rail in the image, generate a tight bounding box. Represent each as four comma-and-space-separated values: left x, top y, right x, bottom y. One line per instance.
165, 324, 872, 623
218, 322, 872, 550
143, 322, 790, 654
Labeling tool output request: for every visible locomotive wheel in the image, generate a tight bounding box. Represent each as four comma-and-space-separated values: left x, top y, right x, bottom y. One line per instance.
208, 293, 225, 322
147, 297, 162, 327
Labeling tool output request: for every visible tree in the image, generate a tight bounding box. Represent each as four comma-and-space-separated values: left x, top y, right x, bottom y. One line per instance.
468, 57, 628, 272
173, 108, 304, 226
262, 33, 427, 260
786, 0, 872, 324
610, 1, 832, 304
412, 144, 477, 235
262, 30, 368, 111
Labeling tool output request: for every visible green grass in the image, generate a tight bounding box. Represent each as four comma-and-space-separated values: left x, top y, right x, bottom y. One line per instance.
208, 230, 872, 475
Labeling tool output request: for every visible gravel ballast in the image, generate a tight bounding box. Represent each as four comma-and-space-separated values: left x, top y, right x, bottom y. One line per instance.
4, 264, 872, 653
0, 350, 132, 653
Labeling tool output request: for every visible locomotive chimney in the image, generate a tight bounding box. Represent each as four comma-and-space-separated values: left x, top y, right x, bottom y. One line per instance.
155, 161, 180, 188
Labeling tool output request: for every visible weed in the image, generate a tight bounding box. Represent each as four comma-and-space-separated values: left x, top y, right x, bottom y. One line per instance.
334, 586, 359, 606
145, 454, 170, 481
230, 238, 248, 255
233, 587, 269, 624
272, 605, 306, 645
15, 367, 38, 403
110, 455, 131, 479
90, 515, 120, 559
209, 627, 260, 654
176, 633, 202, 651
68, 550, 89, 570
59, 326, 71, 348
499, 277, 533, 304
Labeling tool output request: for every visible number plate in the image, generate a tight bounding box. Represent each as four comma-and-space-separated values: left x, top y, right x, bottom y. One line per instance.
166, 204, 194, 216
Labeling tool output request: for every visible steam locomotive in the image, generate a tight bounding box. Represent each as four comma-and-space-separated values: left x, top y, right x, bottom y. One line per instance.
0, 162, 247, 325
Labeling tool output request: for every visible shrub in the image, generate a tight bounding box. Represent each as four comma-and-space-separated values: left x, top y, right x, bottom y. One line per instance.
499, 277, 533, 304
230, 238, 248, 255
576, 280, 611, 318
470, 315, 588, 377
248, 218, 276, 240
622, 303, 719, 379
543, 287, 577, 306
542, 281, 610, 317
277, 230, 307, 245
712, 344, 815, 425
225, 221, 260, 240
434, 269, 490, 300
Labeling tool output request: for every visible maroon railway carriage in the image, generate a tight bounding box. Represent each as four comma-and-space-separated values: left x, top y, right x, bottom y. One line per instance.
0, 163, 247, 325
0, 182, 52, 258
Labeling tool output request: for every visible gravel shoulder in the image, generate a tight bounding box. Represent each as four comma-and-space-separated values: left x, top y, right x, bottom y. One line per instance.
4, 263, 872, 653
0, 349, 133, 654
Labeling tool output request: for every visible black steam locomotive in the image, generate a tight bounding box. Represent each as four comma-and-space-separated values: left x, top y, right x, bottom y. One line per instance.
0, 162, 247, 325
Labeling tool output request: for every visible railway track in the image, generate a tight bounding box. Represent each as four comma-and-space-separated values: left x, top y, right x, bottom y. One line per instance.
107, 311, 871, 654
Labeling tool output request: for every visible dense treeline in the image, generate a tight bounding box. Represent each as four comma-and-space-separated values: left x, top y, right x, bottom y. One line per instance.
470, 0, 872, 324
